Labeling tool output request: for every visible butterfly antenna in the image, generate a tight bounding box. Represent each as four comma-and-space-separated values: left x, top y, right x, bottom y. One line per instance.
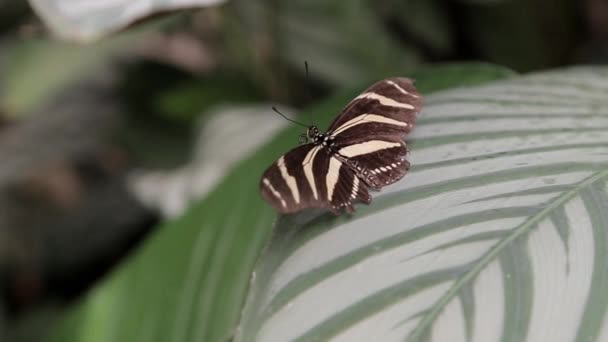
272, 106, 309, 128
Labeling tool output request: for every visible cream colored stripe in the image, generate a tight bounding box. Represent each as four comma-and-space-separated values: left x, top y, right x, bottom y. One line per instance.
277, 156, 300, 204
339, 140, 401, 158
331, 114, 408, 137
350, 176, 359, 199
326, 157, 342, 201
303, 146, 322, 200
263, 178, 286, 208
354, 92, 414, 109
386, 80, 419, 98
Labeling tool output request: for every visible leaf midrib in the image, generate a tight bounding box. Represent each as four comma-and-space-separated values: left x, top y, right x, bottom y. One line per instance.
406, 168, 608, 341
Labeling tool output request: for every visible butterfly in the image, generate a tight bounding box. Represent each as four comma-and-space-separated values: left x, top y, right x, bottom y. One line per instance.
260, 78, 423, 215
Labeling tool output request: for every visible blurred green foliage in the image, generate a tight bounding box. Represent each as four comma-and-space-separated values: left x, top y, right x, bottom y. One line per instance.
2, 0, 586, 118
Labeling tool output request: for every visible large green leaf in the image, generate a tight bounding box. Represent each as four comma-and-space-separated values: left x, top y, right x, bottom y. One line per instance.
47, 63, 511, 342
29, 0, 228, 42
236, 66, 608, 341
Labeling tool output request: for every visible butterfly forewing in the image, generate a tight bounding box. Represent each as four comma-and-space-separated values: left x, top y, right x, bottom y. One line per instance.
260, 77, 423, 215
261, 144, 333, 213
328, 77, 422, 136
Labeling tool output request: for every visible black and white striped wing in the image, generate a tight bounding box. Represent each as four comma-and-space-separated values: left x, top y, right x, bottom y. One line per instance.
328, 77, 422, 138
260, 144, 319, 214
260, 144, 371, 215
335, 139, 410, 190
329, 77, 423, 189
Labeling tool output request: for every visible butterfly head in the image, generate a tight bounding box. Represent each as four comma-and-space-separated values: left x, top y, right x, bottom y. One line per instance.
297, 126, 321, 144
307, 126, 320, 139
298, 126, 319, 144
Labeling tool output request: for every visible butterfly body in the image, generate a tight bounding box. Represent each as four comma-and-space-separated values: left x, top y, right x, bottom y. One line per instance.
260, 78, 423, 215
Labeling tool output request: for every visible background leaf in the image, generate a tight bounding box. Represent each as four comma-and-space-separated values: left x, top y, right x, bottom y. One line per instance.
373, 0, 453, 57
47, 62, 512, 342
458, 0, 578, 71
225, 0, 423, 92
28, 0, 228, 42
3, 37, 130, 115
236, 66, 608, 341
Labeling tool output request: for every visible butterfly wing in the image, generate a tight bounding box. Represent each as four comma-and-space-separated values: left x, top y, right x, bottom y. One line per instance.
260, 144, 329, 213
334, 140, 410, 189
261, 144, 317, 214
260, 143, 372, 215
328, 78, 423, 189
327, 78, 422, 137
324, 154, 372, 214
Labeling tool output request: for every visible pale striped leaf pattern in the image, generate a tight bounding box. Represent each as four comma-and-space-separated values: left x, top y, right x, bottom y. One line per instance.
236, 67, 608, 342
29, 0, 228, 41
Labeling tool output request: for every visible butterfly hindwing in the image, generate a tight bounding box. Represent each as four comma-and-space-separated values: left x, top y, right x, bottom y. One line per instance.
336, 140, 410, 189
325, 156, 372, 214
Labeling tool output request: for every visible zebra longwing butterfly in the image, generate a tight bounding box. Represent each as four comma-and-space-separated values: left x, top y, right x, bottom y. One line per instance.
260, 78, 423, 215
